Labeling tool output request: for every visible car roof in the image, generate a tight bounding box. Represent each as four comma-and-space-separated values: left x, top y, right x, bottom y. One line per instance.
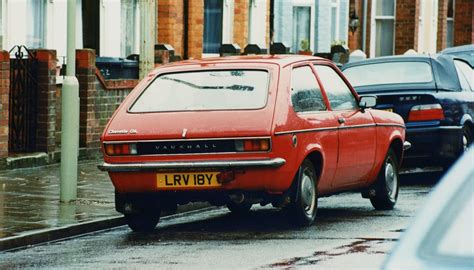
342, 54, 465, 92
440, 44, 474, 54
161, 54, 331, 68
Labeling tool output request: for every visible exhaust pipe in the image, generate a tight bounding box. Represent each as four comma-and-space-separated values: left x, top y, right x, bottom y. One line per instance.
229, 192, 245, 204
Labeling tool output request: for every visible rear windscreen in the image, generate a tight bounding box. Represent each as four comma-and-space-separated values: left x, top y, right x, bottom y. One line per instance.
129, 70, 269, 112
343, 62, 433, 87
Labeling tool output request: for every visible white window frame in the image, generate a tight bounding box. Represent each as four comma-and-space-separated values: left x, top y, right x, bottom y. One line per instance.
202, 0, 234, 58
370, 0, 396, 58
330, 0, 340, 44
446, 0, 455, 48
292, 0, 315, 52
0, 0, 5, 50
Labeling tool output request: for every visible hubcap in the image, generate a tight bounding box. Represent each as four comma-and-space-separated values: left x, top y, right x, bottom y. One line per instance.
463, 134, 469, 152
301, 170, 316, 217
385, 158, 397, 201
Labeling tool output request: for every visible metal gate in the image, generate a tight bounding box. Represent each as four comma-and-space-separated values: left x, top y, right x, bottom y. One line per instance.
8, 45, 38, 152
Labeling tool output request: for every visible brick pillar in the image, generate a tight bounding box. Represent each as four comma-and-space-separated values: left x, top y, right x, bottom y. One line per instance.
76, 49, 100, 149
34, 50, 57, 153
454, 0, 474, 46
234, 0, 249, 50
395, 0, 419, 55
187, 0, 204, 59
157, 0, 184, 57
348, 0, 363, 51
0, 51, 9, 158
437, 0, 448, 51
364, 0, 372, 56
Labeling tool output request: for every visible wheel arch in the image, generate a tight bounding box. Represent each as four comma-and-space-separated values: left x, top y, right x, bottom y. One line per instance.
389, 137, 403, 167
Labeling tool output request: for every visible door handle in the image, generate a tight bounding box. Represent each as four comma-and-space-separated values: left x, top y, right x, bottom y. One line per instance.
338, 117, 345, 124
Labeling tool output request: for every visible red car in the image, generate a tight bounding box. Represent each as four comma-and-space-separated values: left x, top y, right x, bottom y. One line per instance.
99, 55, 408, 232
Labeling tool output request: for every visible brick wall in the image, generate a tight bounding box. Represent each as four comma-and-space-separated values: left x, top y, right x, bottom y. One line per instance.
158, 0, 185, 57
395, 0, 419, 55
454, 0, 474, 46
34, 50, 57, 153
0, 51, 9, 158
76, 49, 133, 154
187, 0, 204, 59
348, 0, 363, 51
437, 0, 448, 51
364, 0, 372, 56
234, 0, 249, 49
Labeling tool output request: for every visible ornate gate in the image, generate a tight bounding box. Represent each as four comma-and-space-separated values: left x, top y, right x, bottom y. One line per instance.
8, 46, 38, 152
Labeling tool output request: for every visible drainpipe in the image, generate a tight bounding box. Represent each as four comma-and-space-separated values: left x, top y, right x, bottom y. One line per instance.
183, 0, 189, 59
362, 0, 367, 53
60, 0, 80, 203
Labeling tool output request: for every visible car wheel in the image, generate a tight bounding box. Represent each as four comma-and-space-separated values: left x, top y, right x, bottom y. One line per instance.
125, 211, 161, 232
226, 201, 252, 214
288, 159, 318, 226
370, 149, 399, 210
462, 126, 472, 152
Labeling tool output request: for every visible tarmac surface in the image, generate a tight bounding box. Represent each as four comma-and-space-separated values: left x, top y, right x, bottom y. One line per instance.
0, 161, 122, 251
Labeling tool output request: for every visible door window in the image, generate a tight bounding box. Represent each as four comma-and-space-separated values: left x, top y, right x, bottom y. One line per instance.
291, 66, 327, 112
314, 65, 358, 110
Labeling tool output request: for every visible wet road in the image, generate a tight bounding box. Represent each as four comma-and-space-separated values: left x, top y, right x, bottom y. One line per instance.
0, 172, 441, 269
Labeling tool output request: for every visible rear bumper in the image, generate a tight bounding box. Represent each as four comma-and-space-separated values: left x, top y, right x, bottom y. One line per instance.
403, 125, 463, 166
98, 158, 286, 172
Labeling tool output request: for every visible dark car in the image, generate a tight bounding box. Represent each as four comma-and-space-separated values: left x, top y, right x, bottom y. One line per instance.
342, 54, 474, 168
441, 44, 474, 65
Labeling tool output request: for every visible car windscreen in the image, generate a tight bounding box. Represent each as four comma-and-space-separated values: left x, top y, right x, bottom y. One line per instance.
343, 61, 433, 87
129, 70, 269, 112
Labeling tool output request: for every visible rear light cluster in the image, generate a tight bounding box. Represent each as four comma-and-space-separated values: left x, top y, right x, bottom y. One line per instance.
235, 138, 271, 152
104, 143, 137, 156
407, 104, 445, 122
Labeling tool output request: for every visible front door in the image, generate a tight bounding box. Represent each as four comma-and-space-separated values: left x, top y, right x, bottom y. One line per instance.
314, 64, 377, 187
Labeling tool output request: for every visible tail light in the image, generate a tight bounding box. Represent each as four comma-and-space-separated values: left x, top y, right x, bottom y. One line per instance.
407, 104, 445, 122
235, 138, 271, 152
104, 143, 137, 156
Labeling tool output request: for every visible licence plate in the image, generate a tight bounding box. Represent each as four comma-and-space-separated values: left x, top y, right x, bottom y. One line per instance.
156, 172, 221, 189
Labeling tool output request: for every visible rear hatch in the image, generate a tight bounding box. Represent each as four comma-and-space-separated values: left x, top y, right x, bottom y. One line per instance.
103, 68, 277, 156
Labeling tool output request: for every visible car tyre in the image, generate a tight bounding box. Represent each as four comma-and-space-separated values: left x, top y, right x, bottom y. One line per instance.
370, 149, 399, 210
288, 159, 318, 226
226, 201, 252, 214
125, 211, 161, 232
462, 125, 472, 152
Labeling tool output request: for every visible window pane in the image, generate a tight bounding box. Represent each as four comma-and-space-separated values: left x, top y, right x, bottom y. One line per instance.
26, 0, 46, 48
291, 66, 327, 112
375, 19, 394, 56
447, 0, 454, 18
446, 20, 454, 48
203, 0, 223, 54
292, 7, 311, 53
314, 65, 358, 110
130, 70, 269, 112
331, 6, 337, 43
121, 0, 138, 57
376, 0, 395, 16
343, 62, 434, 87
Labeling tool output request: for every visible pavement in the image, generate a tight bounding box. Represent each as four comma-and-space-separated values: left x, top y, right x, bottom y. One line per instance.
0, 160, 122, 251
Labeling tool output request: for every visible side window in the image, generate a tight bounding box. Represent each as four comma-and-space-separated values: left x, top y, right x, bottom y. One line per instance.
314, 65, 358, 110
291, 66, 327, 112
454, 60, 473, 91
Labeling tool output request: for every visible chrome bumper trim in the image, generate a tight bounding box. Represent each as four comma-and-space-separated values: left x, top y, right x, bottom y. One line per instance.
403, 141, 412, 151
98, 158, 286, 172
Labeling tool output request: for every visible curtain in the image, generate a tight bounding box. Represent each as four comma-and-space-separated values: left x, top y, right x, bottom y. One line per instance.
203, 0, 223, 54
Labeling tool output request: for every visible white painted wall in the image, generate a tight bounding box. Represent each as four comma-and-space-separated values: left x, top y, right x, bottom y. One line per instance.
248, 0, 267, 48
100, 0, 122, 57
418, 0, 438, 54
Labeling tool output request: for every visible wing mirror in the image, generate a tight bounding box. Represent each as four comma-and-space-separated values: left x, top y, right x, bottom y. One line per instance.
359, 95, 377, 112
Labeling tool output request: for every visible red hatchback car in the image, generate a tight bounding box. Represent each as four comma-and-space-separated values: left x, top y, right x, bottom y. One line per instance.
99, 55, 408, 232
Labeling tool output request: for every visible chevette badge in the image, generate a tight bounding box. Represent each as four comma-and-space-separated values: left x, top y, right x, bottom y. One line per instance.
108, 129, 138, 134
182, 128, 188, 138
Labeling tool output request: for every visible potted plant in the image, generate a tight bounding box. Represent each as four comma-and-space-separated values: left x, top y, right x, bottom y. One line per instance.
298, 39, 312, 55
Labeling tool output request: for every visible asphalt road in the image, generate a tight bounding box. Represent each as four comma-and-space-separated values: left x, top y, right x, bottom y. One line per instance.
0, 172, 442, 270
